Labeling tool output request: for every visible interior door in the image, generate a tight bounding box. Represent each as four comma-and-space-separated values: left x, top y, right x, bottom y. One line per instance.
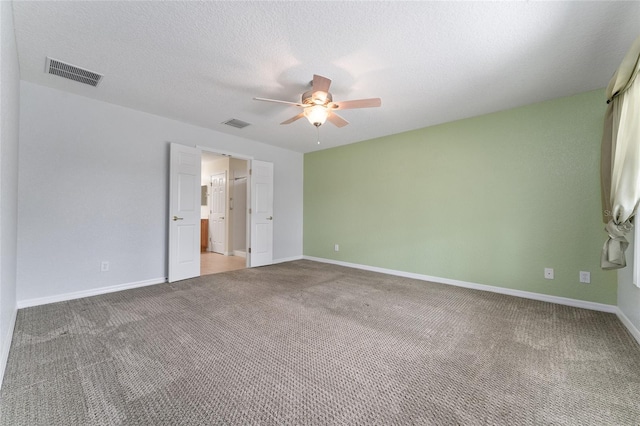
210, 171, 226, 254
249, 160, 274, 267
168, 143, 201, 282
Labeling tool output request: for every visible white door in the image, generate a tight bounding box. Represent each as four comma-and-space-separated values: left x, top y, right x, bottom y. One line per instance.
250, 160, 274, 267
168, 143, 201, 282
210, 172, 226, 254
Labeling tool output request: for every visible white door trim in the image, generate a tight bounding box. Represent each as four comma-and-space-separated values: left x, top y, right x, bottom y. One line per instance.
197, 146, 253, 161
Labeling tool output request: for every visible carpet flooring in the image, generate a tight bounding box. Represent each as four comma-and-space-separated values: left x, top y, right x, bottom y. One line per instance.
1, 260, 639, 425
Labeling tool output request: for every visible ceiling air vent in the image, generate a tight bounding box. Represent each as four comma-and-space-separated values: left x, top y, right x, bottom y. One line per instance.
222, 119, 251, 129
45, 57, 103, 87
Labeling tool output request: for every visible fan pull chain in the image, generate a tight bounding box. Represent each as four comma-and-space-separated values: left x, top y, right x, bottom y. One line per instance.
316, 125, 320, 144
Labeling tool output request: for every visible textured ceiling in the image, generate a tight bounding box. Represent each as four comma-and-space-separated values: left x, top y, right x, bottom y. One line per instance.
11, 1, 640, 153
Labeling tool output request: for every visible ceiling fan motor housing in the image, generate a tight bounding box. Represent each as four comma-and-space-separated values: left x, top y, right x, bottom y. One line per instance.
302, 90, 332, 106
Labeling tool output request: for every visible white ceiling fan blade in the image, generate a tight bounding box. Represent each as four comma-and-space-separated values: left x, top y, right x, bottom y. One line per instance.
253, 97, 304, 107
312, 74, 332, 103
329, 98, 382, 110
280, 112, 305, 125
327, 111, 349, 128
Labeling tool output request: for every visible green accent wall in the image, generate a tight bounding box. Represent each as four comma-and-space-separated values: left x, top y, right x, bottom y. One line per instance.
304, 89, 617, 305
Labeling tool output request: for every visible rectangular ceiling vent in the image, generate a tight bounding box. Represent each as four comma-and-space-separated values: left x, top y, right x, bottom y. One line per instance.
223, 119, 251, 129
45, 57, 103, 87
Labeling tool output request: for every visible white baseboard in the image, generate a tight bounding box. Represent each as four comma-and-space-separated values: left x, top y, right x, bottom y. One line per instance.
17, 277, 167, 309
616, 308, 640, 346
0, 305, 18, 391
303, 256, 617, 314
233, 250, 246, 258
272, 255, 303, 265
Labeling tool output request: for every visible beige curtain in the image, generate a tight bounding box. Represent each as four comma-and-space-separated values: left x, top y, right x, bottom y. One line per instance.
601, 35, 640, 269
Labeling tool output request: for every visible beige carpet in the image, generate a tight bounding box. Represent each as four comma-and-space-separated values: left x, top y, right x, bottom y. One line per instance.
1, 260, 639, 425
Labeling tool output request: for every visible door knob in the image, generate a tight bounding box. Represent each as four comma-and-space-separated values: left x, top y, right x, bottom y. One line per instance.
172, 216, 184, 221
220, 217, 225, 220
267, 216, 273, 220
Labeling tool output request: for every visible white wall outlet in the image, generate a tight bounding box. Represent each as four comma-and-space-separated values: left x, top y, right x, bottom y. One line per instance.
334, 244, 339, 252
579, 271, 591, 283
101, 261, 110, 272
544, 268, 554, 279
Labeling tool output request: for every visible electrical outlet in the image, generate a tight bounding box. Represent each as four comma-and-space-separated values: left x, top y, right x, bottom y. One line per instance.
101, 261, 110, 272
334, 244, 339, 252
544, 268, 554, 280
579, 271, 591, 284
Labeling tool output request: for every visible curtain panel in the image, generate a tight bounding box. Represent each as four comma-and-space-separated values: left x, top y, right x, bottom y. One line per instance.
601, 35, 640, 270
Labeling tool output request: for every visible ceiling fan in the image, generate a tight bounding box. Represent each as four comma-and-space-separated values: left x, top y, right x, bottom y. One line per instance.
254, 74, 382, 128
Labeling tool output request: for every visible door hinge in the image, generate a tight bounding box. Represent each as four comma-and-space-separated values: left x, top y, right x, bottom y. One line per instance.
248, 247, 251, 254
249, 208, 252, 214
249, 169, 252, 175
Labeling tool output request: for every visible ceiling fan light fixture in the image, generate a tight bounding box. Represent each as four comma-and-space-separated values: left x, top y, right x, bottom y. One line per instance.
304, 105, 328, 127
254, 74, 380, 130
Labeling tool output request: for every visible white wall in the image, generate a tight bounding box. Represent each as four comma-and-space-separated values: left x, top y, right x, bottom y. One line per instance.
618, 230, 640, 341
0, 0, 21, 381
230, 158, 247, 253
17, 81, 303, 304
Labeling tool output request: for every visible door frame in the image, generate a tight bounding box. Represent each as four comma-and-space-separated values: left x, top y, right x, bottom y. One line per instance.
198, 147, 253, 269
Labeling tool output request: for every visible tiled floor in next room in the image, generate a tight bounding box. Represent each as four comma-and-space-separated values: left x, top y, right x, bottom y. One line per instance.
201, 252, 247, 275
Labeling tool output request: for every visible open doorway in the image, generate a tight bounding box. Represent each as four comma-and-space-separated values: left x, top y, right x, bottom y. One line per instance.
168, 143, 273, 282
200, 152, 248, 276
